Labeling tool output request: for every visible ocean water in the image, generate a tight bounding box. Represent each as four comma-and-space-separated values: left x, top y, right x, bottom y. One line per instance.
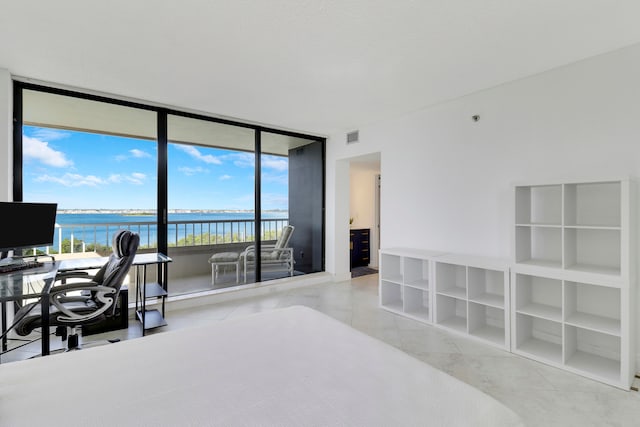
51, 212, 288, 249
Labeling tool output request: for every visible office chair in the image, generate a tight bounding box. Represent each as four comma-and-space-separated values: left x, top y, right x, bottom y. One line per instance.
13, 229, 139, 351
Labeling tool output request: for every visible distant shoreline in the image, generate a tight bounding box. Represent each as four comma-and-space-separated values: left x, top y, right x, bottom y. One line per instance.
58, 209, 287, 214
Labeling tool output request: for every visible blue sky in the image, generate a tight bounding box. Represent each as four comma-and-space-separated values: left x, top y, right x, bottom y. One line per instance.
22, 126, 288, 210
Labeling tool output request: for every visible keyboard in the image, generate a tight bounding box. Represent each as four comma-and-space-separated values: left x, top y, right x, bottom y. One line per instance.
0, 259, 44, 274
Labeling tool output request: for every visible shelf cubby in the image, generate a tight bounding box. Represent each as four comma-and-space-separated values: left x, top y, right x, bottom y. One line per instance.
379, 248, 446, 324
515, 184, 562, 225
380, 253, 403, 284
468, 302, 505, 347
435, 294, 467, 333
404, 257, 429, 289
514, 179, 628, 282
515, 225, 562, 268
514, 273, 562, 322
403, 286, 430, 321
380, 281, 403, 313
564, 281, 621, 336
467, 267, 505, 308
563, 228, 621, 275
564, 181, 621, 228
435, 262, 467, 299
564, 325, 621, 384
515, 313, 563, 364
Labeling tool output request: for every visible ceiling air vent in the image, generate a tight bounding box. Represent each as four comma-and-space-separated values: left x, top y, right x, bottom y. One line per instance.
346, 130, 359, 144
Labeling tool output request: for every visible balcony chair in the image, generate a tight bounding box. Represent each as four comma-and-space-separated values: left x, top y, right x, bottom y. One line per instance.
13, 229, 139, 351
240, 225, 295, 283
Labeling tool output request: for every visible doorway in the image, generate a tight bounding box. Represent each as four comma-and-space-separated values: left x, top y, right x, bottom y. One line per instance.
348, 153, 381, 276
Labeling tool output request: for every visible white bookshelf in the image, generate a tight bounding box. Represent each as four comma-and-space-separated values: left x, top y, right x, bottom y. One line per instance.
434, 254, 510, 350
512, 178, 636, 389
379, 248, 446, 324
378, 177, 635, 389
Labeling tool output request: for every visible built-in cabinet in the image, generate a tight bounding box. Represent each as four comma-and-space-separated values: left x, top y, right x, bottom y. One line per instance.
350, 228, 371, 268
379, 177, 636, 389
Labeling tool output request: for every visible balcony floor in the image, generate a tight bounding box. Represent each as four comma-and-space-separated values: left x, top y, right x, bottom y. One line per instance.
170, 270, 306, 296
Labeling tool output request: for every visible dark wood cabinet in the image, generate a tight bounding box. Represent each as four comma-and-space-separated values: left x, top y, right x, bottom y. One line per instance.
350, 228, 370, 268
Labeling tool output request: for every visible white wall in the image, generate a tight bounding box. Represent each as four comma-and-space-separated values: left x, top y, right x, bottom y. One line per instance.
0, 69, 11, 201
326, 42, 640, 365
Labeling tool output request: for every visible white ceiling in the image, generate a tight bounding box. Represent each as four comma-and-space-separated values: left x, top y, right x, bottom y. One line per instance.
2, 1, 640, 137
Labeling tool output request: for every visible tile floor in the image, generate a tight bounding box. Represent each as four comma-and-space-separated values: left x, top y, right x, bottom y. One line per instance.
3, 273, 640, 426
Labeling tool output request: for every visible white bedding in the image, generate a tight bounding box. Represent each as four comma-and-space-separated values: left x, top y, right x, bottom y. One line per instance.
0, 306, 523, 426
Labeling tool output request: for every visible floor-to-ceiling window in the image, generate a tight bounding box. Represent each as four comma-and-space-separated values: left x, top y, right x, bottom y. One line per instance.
14, 81, 325, 296
19, 88, 158, 257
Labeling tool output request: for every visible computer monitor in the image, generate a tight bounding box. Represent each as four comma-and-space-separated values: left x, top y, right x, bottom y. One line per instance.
0, 202, 58, 253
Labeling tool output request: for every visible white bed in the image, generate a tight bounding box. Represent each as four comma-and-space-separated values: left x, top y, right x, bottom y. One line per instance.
0, 306, 523, 426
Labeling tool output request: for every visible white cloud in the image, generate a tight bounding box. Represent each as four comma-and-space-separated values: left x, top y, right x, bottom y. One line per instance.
35, 172, 146, 187
261, 155, 288, 172
232, 152, 254, 168
109, 173, 147, 185
128, 173, 147, 185
219, 174, 232, 181
31, 128, 70, 141
130, 149, 152, 158
23, 136, 73, 168
262, 172, 288, 185
36, 173, 104, 187
176, 145, 222, 164
178, 166, 208, 176
116, 148, 152, 161
228, 153, 287, 172
108, 174, 123, 183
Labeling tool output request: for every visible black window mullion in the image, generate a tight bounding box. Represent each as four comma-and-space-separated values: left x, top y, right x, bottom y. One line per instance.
255, 129, 262, 282
157, 110, 168, 256
12, 82, 23, 202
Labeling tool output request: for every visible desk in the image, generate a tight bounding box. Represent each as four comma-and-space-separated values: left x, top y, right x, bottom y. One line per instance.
0, 261, 59, 357
59, 252, 172, 336
0, 252, 171, 360
132, 253, 171, 335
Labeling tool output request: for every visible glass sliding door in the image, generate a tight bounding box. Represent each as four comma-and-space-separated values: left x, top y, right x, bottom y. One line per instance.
167, 114, 255, 295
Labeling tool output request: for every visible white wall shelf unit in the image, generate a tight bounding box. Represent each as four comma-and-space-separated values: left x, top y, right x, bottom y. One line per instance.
433, 254, 511, 350
379, 248, 446, 324
512, 178, 636, 389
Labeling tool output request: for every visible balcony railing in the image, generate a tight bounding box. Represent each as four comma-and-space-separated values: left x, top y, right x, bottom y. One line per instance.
29, 218, 289, 256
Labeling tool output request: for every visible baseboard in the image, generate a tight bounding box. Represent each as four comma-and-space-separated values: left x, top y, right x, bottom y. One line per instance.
136, 272, 333, 313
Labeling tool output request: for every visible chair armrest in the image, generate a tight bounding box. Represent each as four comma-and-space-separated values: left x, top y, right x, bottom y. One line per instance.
240, 245, 256, 256
50, 282, 119, 323
260, 247, 291, 253
55, 271, 94, 285
259, 247, 293, 262
241, 244, 277, 253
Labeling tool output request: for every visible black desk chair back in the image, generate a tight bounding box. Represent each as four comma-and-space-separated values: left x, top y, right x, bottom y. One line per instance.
14, 229, 139, 351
